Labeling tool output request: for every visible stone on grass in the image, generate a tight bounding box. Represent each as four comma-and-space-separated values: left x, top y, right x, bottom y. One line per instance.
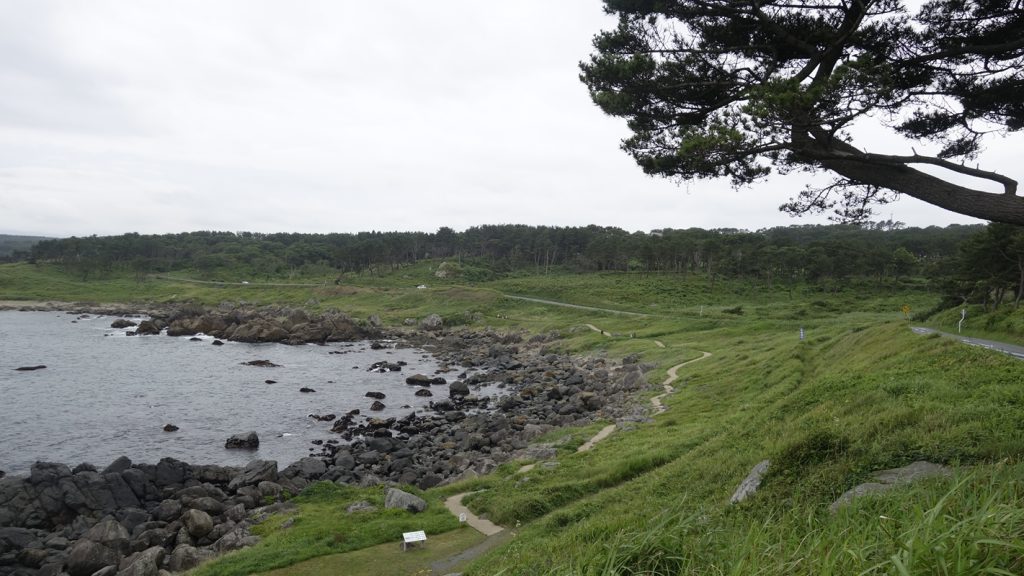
830, 461, 952, 513
384, 488, 427, 513
730, 459, 770, 504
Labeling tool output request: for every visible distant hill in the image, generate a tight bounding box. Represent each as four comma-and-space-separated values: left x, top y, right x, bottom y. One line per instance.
0, 234, 51, 258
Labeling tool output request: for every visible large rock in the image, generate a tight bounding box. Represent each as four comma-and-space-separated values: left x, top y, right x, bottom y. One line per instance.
117, 545, 165, 576
17, 547, 49, 568
449, 381, 470, 397
66, 539, 120, 576
383, 488, 427, 513
0, 526, 38, 552
166, 544, 215, 572
129, 527, 173, 554
228, 460, 278, 491
186, 496, 225, 516
29, 462, 71, 486
181, 509, 213, 538
154, 458, 190, 487
830, 461, 952, 513
730, 459, 770, 504
102, 457, 133, 475
134, 320, 162, 335
212, 525, 260, 553
152, 500, 182, 522
224, 432, 260, 450
83, 518, 130, 554
420, 314, 444, 331
405, 374, 434, 386
281, 457, 327, 480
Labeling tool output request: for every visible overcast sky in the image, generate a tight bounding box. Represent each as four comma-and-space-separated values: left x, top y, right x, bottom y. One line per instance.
0, 1, 1015, 238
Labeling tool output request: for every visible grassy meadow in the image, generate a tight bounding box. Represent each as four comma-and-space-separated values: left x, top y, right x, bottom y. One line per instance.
1, 261, 1023, 574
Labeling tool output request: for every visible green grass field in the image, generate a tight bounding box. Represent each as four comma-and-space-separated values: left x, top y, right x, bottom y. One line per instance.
2, 262, 1023, 575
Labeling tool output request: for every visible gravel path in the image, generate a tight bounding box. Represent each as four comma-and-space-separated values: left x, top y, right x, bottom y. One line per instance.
651, 351, 712, 414
443, 492, 504, 536
503, 294, 648, 317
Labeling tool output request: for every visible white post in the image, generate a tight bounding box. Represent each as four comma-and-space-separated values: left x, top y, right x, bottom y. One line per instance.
699, 305, 704, 317
958, 309, 966, 334
799, 327, 805, 341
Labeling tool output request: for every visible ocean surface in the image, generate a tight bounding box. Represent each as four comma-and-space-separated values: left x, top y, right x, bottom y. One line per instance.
0, 311, 459, 476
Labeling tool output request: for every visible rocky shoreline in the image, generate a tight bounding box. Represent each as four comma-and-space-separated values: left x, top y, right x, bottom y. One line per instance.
1, 304, 656, 576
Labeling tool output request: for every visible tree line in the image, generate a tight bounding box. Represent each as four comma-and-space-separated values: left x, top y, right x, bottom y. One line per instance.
15, 222, 992, 289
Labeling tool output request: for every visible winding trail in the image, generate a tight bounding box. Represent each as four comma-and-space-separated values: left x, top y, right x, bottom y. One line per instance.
443, 492, 504, 536
576, 424, 617, 452
650, 351, 713, 414
503, 294, 648, 317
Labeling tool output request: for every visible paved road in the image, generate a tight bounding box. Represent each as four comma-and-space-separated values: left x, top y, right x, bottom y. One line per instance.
911, 327, 1024, 360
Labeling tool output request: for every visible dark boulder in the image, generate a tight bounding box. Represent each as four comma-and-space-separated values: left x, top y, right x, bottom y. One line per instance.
224, 432, 259, 450
72, 462, 97, 474
367, 361, 402, 373
152, 500, 182, 523
370, 400, 386, 411
162, 424, 179, 432
240, 360, 281, 367
185, 496, 225, 516
365, 391, 385, 399
16, 547, 48, 568
356, 451, 380, 466
130, 527, 173, 554
193, 464, 237, 485
0, 527, 38, 553
333, 453, 355, 471
66, 539, 119, 576
29, 462, 71, 485
414, 389, 433, 397
365, 437, 393, 453
14, 365, 46, 371
116, 545, 165, 576
449, 381, 470, 397
82, 517, 130, 554
154, 458, 190, 487
167, 544, 215, 572
405, 374, 432, 386
134, 320, 162, 335
299, 387, 316, 393
101, 457, 132, 475
211, 525, 259, 553
281, 458, 327, 480
181, 509, 213, 538
227, 460, 278, 491
110, 319, 137, 329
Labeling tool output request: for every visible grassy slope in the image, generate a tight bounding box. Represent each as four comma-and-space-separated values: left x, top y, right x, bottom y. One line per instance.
459, 321, 1024, 575
2, 263, 1022, 575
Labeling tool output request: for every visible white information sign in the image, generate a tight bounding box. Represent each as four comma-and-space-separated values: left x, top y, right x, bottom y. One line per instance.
402, 530, 427, 551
